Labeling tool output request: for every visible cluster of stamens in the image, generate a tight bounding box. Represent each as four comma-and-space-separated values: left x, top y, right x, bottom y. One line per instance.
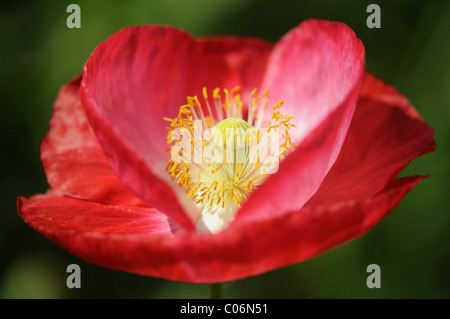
164, 86, 296, 233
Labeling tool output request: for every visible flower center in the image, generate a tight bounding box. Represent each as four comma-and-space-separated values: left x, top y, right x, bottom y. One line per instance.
164, 86, 296, 233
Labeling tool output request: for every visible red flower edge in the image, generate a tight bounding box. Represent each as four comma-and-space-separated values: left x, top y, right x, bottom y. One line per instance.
17, 21, 435, 283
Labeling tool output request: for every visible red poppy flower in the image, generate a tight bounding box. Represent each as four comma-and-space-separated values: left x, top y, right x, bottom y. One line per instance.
17, 20, 435, 283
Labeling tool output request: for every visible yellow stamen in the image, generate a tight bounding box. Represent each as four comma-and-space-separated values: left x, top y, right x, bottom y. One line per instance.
213, 87, 221, 99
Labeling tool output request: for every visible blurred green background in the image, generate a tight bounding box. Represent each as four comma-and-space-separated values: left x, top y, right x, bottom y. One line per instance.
0, 0, 448, 298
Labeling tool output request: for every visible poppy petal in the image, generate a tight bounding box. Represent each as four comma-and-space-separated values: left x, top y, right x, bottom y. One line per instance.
234, 20, 365, 226
41, 77, 147, 207
18, 190, 174, 238
308, 72, 436, 204
18, 176, 423, 283
81, 26, 272, 229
